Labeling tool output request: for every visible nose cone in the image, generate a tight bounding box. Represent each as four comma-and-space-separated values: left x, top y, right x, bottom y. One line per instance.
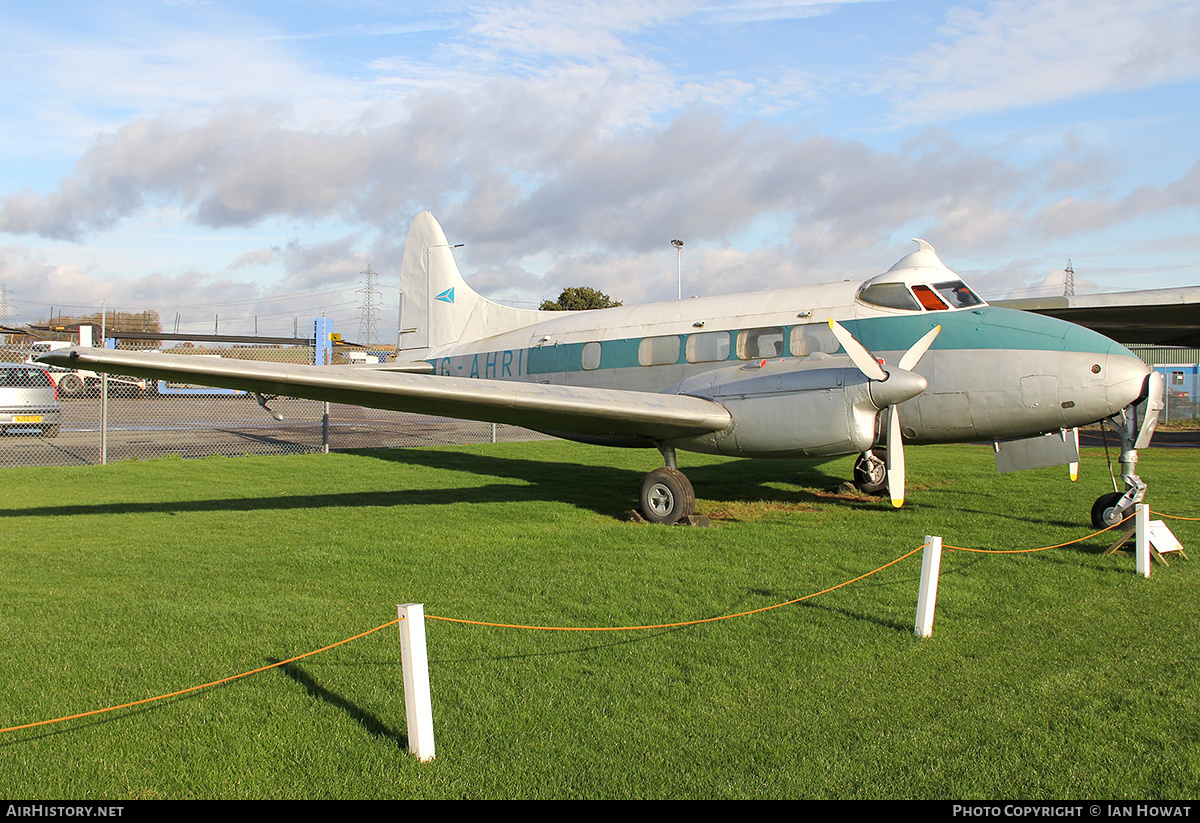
1104, 343, 1151, 414
869, 368, 928, 409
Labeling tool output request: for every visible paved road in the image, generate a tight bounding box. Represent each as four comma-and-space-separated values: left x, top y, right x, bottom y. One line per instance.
0, 394, 550, 467
3, 391, 1194, 468
1078, 428, 1200, 448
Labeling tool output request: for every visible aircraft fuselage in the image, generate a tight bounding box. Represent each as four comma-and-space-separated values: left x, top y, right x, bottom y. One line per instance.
423, 284, 1148, 457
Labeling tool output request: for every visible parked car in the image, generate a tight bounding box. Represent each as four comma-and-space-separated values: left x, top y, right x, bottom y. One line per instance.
0, 363, 61, 437
26, 341, 155, 397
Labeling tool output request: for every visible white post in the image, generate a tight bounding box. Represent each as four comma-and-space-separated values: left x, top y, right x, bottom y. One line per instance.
100, 301, 107, 466
397, 603, 436, 761
1135, 503, 1151, 578
914, 535, 943, 638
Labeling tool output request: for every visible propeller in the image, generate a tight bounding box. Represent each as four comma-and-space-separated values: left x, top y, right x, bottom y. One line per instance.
828, 319, 941, 508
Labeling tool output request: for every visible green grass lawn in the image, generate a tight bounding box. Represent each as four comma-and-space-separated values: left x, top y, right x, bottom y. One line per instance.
1, 441, 1197, 799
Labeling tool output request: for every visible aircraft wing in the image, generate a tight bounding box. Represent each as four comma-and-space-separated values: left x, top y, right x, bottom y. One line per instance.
38, 348, 732, 441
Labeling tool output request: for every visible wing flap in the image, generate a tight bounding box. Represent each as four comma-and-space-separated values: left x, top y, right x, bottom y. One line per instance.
40, 348, 731, 440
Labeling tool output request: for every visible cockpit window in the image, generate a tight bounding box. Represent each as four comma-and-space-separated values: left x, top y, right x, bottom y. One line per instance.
858, 283, 920, 311
933, 280, 983, 308
911, 285, 949, 311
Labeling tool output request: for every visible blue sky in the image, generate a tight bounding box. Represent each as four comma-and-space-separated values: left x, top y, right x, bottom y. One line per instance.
1, 0, 1197, 341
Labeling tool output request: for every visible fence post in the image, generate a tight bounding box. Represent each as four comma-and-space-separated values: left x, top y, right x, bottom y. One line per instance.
397, 603, 435, 761
1136, 503, 1151, 578
914, 535, 943, 638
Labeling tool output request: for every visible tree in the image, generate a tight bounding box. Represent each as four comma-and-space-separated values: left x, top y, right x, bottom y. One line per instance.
539, 287, 622, 311
39, 310, 163, 348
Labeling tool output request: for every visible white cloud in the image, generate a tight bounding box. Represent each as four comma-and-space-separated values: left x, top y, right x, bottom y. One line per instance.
1, 0, 1197, 324
887, 0, 1200, 125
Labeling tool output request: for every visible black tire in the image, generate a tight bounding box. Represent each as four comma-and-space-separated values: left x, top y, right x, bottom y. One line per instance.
853, 454, 887, 495
639, 467, 695, 524
58, 373, 84, 397
43, 425, 59, 438
1091, 492, 1128, 529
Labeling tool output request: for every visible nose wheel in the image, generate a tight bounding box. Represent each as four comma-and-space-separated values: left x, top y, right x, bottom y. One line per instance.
1091, 492, 1130, 529
639, 467, 695, 524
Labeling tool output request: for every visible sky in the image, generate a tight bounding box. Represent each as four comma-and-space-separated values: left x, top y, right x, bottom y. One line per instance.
0, 0, 1197, 342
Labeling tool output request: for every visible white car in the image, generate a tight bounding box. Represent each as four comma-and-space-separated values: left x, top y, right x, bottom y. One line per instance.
0, 363, 61, 437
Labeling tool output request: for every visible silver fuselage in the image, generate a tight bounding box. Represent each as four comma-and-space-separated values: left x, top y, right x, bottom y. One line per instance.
426, 284, 1147, 457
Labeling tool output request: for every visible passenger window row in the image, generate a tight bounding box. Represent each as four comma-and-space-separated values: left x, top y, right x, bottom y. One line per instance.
580, 323, 844, 370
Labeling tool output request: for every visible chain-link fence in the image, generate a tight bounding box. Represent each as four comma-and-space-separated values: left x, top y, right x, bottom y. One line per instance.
0, 341, 551, 469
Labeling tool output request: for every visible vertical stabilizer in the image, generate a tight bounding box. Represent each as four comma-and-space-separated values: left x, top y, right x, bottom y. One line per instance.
398, 212, 546, 354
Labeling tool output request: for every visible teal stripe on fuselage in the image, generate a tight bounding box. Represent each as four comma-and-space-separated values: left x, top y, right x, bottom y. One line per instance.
841, 307, 1128, 357
430, 306, 1130, 378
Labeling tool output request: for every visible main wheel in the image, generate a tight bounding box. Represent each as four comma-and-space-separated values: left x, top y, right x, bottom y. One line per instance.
639, 467, 695, 524
57, 373, 84, 397
853, 453, 887, 495
1091, 492, 1128, 529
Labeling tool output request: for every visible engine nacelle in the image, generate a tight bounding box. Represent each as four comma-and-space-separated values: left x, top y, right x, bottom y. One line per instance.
666, 356, 883, 458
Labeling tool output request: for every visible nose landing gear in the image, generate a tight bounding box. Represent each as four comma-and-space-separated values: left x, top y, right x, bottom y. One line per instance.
1090, 372, 1163, 529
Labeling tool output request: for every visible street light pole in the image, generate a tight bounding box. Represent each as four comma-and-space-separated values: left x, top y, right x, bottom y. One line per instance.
671, 239, 683, 300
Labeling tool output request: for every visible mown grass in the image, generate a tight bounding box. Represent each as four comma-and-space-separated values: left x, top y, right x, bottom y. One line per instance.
1, 441, 1197, 799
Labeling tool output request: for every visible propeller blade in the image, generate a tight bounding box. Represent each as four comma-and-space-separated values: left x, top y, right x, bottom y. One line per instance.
828, 319, 887, 381
897, 324, 941, 371
886, 406, 905, 508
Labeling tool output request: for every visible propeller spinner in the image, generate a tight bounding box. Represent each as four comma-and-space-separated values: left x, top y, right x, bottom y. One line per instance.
828, 319, 940, 508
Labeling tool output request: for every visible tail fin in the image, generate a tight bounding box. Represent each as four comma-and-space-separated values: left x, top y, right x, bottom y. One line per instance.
398, 212, 544, 354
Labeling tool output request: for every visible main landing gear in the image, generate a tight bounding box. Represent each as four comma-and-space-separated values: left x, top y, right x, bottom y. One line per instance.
853, 450, 887, 495
638, 445, 696, 525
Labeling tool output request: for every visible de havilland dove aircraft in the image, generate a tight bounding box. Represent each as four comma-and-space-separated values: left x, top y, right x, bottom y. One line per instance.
40, 212, 1163, 527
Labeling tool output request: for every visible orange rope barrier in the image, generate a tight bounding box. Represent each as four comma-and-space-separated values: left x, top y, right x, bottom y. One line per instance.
424, 545, 927, 631
15, 504, 1185, 737
0, 619, 400, 735
4, 544, 931, 734
945, 512, 1134, 553
1151, 509, 1200, 522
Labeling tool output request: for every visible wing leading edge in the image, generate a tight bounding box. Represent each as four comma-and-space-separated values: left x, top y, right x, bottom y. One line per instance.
38, 348, 732, 441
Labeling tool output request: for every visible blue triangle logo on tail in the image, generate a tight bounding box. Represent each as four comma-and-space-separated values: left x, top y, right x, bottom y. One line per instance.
435, 287, 455, 304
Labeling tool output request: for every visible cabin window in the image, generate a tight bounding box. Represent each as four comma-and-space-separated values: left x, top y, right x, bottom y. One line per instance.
686, 331, 730, 363
791, 323, 838, 356
1172, 371, 1185, 386
582, 342, 601, 370
932, 280, 983, 308
638, 335, 681, 366
737, 327, 784, 360
858, 283, 920, 311
911, 285, 949, 311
